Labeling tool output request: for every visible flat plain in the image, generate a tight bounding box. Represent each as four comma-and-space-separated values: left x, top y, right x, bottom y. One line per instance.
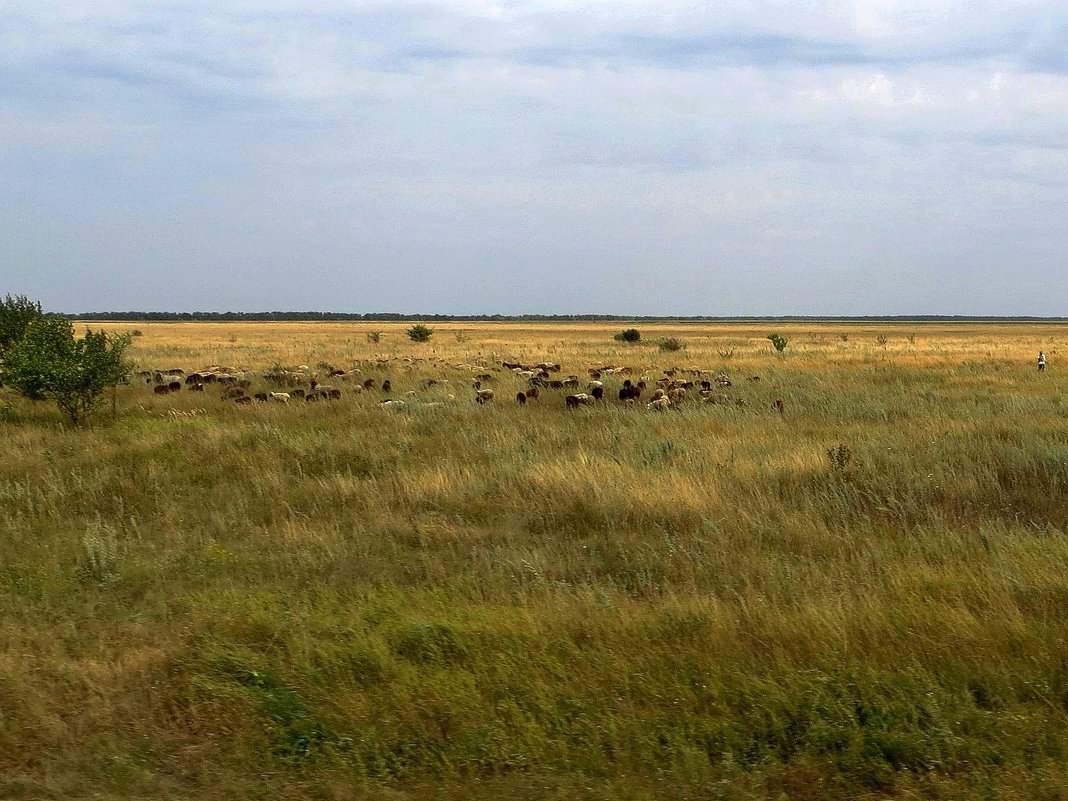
2, 320, 1068, 800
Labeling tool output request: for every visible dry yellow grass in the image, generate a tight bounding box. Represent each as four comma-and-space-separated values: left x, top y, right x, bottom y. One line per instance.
3, 321, 1068, 800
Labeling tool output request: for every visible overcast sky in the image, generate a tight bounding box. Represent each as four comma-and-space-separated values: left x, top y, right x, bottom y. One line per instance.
2, 1, 1067, 315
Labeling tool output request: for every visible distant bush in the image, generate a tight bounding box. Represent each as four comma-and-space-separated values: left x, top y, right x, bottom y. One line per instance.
130, 329, 144, 337
658, 337, 686, 352
876, 335, 889, 346
614, 328, 641, 343
367, 331, 382, 344
767, 333, 788, 353
407, 324, 434, 343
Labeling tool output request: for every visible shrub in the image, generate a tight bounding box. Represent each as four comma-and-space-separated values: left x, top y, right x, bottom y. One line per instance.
658, 337, 686, 352
767, 333, 788, 353
614, 328, 641, 343
130, 329, 144, 337
876, 335, 888, 346
367, 331, 382, 344
4, 316, 131, 425
407, 324, 434, 343
0, 294, 43, 365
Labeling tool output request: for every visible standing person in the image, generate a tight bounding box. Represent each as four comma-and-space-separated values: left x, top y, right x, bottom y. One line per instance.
1038, 351, 1047, 372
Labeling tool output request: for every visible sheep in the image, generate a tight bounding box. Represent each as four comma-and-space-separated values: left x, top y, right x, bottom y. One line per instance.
269, 392, 290, 404
525, 386, 540, 402
618, 380, 642, 402
773, 399, 785, 414
587, 380, 603, 391
379, 399, 406, 410
565, 393, 594, 408
516, 392, 527, 404
234, 395, 253, 405
381, 379, 392, 393
590, 386, 604, 401
647, 397, 671, 411
475, 389, 495, 404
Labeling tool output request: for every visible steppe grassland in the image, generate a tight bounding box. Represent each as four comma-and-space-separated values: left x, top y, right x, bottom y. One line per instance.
3, 321, 1068, 801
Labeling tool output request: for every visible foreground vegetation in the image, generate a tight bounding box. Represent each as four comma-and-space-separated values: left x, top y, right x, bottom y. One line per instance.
2, 321, 1068, 800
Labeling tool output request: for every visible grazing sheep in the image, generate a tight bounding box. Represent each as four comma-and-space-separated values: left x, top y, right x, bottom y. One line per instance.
591, 386, 604, 401
234, 395, 252, 405
379, 399, 406, 410
475, 389, 495, 404
189, 382, 205, 392
290, 388, 306, 399
618, 380, 642, 402
382, 379, 392, 393
152, 384, 169, 395
254, 392, 269, 402
565, 393, 594, 408
773, 399, 785, 414
269, 392, 290, 404
747, 375, 761, 382
647, 397, 671, 411
167, 381, 182, 393
516, 392, 527, 404
525, 386, 540, 402
668, 387, 687, 404
363, 378, 378, 390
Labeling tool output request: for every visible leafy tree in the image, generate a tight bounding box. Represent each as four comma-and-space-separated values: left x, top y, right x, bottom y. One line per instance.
0, 294, 43, 372
407, 324, 434, 343
4, 317, 131, 425
614, 328, 641, 343
767, 333, 788, 353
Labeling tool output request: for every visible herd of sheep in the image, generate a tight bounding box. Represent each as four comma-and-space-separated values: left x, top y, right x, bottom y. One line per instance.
136, 358, 781, 413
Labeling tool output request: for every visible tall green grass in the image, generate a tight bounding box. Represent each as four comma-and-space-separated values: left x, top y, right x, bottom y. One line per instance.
2, 324, 1067, 799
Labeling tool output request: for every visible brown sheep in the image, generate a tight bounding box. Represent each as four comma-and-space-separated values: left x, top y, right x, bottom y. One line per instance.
525, 386, 540, 402
773, 399, 785, 414
516, 392, 527, 404
475, 389, 495, 404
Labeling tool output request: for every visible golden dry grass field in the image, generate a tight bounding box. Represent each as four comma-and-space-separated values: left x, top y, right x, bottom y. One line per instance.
2, 320, 1068, 800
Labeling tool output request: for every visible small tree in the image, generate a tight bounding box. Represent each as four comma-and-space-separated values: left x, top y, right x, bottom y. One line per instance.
0, 295, 43, 380
767, 333, 788, 354
5, 317, 131, 425
614, 328, 641, 343
407, 324, 434, 343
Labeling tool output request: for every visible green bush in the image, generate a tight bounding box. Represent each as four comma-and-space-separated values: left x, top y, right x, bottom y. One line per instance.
407, 324, 434, 343
767, 333, 788, 353
0, 294, 43, 357
4, 316, 131, 425
658, 337, 685, 352
614, 328, 641, 343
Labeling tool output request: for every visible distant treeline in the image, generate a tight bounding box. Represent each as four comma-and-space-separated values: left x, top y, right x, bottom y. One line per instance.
67, 311, 1068, 323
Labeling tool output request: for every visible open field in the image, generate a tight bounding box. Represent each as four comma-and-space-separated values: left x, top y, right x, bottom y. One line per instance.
3, 320, 1068, 800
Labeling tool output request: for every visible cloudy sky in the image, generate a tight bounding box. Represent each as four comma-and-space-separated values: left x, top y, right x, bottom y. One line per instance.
2, 1, 1067, 315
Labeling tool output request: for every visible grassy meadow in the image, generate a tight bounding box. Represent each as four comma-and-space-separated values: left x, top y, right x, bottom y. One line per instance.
3, 320, 1068, 800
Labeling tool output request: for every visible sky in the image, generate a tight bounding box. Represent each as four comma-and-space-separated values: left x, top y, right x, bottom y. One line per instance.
1, 1, 1067, 316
